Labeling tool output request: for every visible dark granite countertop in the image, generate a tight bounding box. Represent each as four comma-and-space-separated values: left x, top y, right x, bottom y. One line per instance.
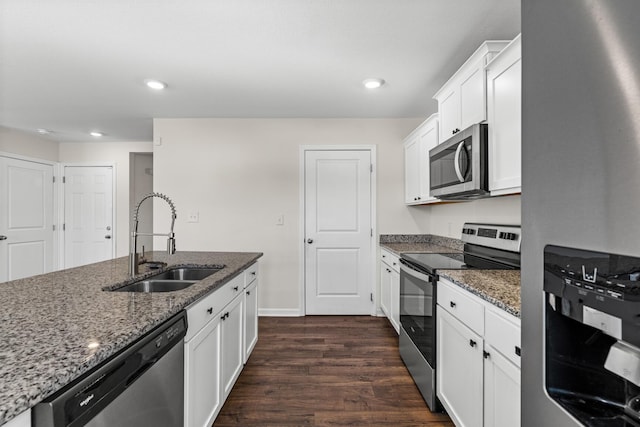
438, 270, 521, 318
0, 251, 262, 425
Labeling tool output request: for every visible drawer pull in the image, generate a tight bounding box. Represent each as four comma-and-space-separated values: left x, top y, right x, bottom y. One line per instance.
515, 346, 521, 357
251, 272, 256, 276
483, 351, 490, 359
246, 291, 251, 296
382, 254, 386, 258
469, 339, 477, 348
450, 301, 457, 308
233, 286, 239, 291
221, 312, 229, 320
207, 307, 213, 315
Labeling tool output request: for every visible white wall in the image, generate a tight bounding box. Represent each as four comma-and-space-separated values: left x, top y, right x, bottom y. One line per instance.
59, 142, 153, 256
0, 126, 59, 161
153, 118, 429, 312
423, 194, 521, 237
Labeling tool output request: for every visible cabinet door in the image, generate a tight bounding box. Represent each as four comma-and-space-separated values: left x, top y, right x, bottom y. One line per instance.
437, 306, 483, 427
390, 268, 400, 334
417, 120, 439, 202
404, 136, 421, 203
438, 88, 460, 141
380, 261, 392, 320
243, 280, 258, 363
459, 60, 486, 131
184, 316, 222, 427
221, 294, 245, 399
484, 344, 521, 427
488, 36, 522, 196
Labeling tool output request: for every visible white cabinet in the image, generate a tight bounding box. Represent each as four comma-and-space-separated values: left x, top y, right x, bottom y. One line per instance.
184, 262, 259, 427
437, 306, 483, 427
486, 34, 522, 196
243, 273, 258, 363
220, 292, 244, 399
434, 41, 509, 142
2, 410, 30, 427
184, 311, 222, 427
436, 278, 521, 427
379, 248, 400, 334
404, 114, 439, 205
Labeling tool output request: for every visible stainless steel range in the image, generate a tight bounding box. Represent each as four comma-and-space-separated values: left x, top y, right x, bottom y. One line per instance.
398, 223, 521, 411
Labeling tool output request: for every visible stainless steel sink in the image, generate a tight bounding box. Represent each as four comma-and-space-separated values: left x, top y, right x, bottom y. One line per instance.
112, 279, 198, 293
109, 266, 223, 293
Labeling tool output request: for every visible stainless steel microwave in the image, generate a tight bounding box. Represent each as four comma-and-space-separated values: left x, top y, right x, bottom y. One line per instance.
429, 123, 488, 200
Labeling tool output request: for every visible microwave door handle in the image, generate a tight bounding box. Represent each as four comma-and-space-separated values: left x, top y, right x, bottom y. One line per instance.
454, 141, 465, 183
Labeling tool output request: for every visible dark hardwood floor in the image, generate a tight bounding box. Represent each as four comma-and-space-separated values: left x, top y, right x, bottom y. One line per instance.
214, 316, 455, 427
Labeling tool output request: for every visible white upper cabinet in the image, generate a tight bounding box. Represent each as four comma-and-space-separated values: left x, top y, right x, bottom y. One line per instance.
434, 41, 509, 142
404, 114, 439, 205
486, 34, 522, 196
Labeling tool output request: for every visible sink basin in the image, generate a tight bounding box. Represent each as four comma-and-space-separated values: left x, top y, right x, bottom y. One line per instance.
112, 279, 197, 293
109, 266, 223, 293
149, 267, 221, 281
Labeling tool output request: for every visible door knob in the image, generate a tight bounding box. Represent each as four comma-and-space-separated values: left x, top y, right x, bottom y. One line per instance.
0, 235, 6, 241
307, 239, 313, 244
105, 235, 112, 239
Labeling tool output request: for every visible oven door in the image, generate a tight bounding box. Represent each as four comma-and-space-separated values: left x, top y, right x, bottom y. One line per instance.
399, 260, 436, 367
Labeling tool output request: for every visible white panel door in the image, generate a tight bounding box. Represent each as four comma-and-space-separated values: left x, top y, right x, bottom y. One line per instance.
64, 166, 114, 268
0, 156, 54, 282
304, 150, 372, 315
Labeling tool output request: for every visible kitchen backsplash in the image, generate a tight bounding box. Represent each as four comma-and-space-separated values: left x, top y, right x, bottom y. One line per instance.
379, 234, 463, 251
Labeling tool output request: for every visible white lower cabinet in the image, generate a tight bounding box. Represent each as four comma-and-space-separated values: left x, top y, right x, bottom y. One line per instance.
220, 293, 244, 399
3, 410, 30, 427
184, 262, 259, 427
437, 306, 483, 427
185, 313, 222, 427
484, 343, 521, 427
379, 248, 400, 334
243, 279, 258, 363
437, 278, 521, 427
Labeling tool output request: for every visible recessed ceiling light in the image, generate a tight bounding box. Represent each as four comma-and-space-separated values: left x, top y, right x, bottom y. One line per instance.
90, 131, 104, 137
363, 78, 385, 89
145, 79, 167, 90
36, 128, 52, 134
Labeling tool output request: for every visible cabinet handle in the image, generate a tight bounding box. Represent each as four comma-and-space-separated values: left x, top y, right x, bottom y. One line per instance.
515, 346, 521, 357
450, 301, 456, 308
251, 272, 256, 276
221, 314, 226, 320
382, 254, 386, 258
246, 291, 251, 295
483, 350, 490, 359
226, 312, 230, 319
207, 307, 213, 315
469, 339, 477, 348
233, 286, 239, 291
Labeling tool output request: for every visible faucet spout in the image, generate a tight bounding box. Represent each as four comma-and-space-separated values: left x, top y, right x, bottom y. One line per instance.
129, 192, 177, 276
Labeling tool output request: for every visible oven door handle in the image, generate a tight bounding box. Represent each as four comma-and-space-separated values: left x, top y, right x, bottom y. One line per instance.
399, 259, 433, 283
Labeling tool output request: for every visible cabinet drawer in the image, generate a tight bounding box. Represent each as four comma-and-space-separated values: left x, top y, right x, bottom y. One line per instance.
485, 307, 521, 367
245, 262, 258, 287
437, 279, 484, 336
380, 248, 400, 273
186, 273, 244, 341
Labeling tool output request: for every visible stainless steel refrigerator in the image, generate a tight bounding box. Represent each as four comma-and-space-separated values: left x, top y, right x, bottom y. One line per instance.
522, 0, 640, 426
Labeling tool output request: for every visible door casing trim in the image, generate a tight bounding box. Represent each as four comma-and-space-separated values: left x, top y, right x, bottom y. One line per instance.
298, 145, 377, 316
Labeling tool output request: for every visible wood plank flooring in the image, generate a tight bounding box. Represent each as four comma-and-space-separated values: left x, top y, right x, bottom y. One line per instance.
214, 316, 454, 427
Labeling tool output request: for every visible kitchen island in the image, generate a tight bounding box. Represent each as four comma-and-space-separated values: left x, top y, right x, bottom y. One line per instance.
0, 251, 262, 425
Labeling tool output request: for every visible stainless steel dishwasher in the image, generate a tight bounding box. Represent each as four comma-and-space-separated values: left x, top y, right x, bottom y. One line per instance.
33, 311, 187, 427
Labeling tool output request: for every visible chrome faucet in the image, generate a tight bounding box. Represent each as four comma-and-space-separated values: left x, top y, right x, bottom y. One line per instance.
129, 192, 177, 276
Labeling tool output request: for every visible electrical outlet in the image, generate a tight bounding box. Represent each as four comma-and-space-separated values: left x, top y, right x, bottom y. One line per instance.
276, 214, 284, 226
188, 212, 199, 223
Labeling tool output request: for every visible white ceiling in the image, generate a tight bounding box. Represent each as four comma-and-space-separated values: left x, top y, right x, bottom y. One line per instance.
0, 0, 520, 143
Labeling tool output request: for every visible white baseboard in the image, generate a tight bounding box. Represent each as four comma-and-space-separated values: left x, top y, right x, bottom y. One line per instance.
258, 308, 303, 317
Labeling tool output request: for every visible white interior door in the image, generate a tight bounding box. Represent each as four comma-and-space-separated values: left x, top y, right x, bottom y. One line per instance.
0, 156, 54, 282
64, 166, 114, 268
304, 149, 372, 315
